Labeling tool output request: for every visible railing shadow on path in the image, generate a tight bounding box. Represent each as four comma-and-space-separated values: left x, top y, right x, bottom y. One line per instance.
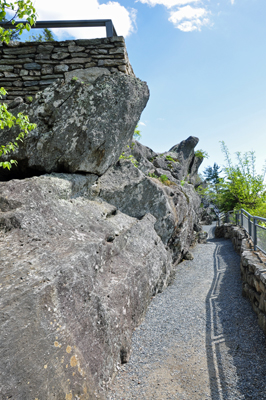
205, 227, 266, 400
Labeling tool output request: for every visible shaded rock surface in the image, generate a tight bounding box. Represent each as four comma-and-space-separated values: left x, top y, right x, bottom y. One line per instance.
93, 158, 201, 264
0, 174, 172, 399
0, 69, 206, 398
0, 73, 149, 178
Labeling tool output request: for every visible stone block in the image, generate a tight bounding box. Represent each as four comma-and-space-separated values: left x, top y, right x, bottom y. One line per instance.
24, 62, 41, 70
51, 52, 70, 60
109, 47, 125, 55
0, 59, 32, 64
41, 66, 53, 75
13, 81, 23, 87
90, 49, 108, 55
118, 65, 127, 73
35, 54, 51, 60
3, 72, 18, 77
39, 79, 57, 85
70, 52, 89, 58
0, 65, 13, 71
69, 64, 84, 70
19, 69, 29, 76
98, 59, 126, 67
84, 62, 97, 68
65, 67, 110, 84
54, 64, 69, 73
29, 71, 41, 76
3, 47, 36, 55
41, 74, 64, 80
110, 36, 125, 43
37, 45, 54, 53
24, 81, 40, 86
247, 272, 255, 287
63, 58, 91, 64
68, 45, 85, 53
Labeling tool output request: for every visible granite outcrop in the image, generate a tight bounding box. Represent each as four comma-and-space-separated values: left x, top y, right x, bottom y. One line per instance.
0, 69, 205, 398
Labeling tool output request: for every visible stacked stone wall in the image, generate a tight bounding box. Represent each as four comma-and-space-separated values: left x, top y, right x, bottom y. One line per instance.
0, 36, 134, 102
215, 223, 266, 336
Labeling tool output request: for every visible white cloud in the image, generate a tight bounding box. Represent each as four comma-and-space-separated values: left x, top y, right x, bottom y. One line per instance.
231, 0, 235, 4
169, 5, 211, 31
137, 0, 200, 9
31, 0, 136, 39
139, 121, 146, 126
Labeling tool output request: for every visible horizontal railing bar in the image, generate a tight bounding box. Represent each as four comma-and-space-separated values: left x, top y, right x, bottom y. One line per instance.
256, 245, 266, 255
240, 208, 266, 222
0, 19, 117, 37
257, 224, 266, 231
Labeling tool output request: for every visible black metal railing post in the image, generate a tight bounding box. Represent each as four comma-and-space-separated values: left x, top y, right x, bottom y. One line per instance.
240, 209, 243, 227
254, 218, 257, 251
248, 214, 251, 236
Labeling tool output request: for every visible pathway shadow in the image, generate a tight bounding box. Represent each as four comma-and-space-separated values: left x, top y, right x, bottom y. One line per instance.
205, 227, 266, 400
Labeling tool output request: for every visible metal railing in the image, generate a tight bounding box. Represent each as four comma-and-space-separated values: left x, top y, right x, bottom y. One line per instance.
218, 208, 266, 255
1, 19, 117, 38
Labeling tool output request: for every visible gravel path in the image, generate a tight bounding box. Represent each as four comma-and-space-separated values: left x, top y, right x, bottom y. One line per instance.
107, 224, 266, 400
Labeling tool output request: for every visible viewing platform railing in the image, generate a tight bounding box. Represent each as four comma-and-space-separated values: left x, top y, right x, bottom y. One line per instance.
218, 208, 266, 255
1, 19, 118, 38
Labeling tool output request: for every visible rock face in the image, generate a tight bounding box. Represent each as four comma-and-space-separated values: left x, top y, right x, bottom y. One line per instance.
93, 158, 201, 264
0, 174, 172, 399
0, 73, 149, 177
0, 69, 205, 398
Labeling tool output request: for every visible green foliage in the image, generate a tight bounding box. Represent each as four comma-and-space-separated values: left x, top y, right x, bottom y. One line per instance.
180, 180, 185, 186
194, 149, 209, 160
159, 174, 168, 183
209, 142, 266, 214
203, 162, 221, 185
119, 152, 138, 168
0, 97, 36, 169
0, 16, 20, 40
133, 124, 141, 140
0, 0, 37, 44
0, 0, 37, 169
165, 155, 178, 162
27, 27, 55, 42
148, 172, 176, 186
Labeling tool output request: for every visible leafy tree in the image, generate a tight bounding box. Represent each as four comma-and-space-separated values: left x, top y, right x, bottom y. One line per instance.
0, 0, 37, 169
203, 162, 221, 185
27, 27, 55, 42
217, 142, 266, 214
0, 16, 20, 40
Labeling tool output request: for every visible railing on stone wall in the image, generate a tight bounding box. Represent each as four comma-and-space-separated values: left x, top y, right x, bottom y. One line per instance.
1, 20, 117, 38
218, 208, 266, 255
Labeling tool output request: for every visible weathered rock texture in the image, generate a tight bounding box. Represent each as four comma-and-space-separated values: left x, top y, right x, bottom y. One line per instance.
0, 61, 205, 398
0, 36, 134, 102
0, 73, 149, 177
93, 157, 201, 264
215, 224, 266, 337
0, 174, 172, 399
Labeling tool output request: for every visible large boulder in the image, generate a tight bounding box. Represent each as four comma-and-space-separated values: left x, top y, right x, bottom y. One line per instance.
0, 174, 172, 399
93, 158, 201, 264
0, 73, 149, 178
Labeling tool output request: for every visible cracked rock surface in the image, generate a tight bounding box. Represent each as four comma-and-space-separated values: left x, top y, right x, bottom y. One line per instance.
0, 73, 149, 177
0, 174, 172, 399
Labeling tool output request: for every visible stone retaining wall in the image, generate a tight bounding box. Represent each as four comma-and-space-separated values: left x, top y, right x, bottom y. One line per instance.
0, 36, 134, 102
215, 224, 266, 336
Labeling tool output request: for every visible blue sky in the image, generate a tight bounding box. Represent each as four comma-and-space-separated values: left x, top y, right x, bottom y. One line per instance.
17, 0, 266, 175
